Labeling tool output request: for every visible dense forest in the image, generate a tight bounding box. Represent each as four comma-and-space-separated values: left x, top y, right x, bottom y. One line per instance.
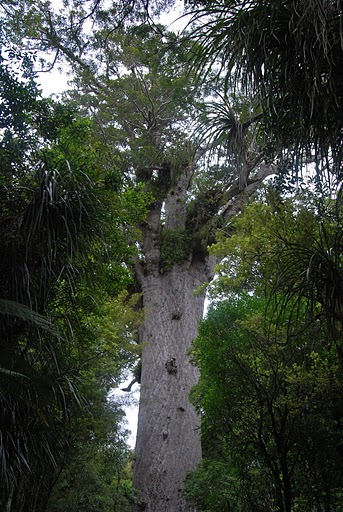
0, 1, 342, 511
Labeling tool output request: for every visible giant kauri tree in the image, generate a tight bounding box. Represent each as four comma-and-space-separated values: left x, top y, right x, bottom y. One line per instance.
0, 2, 278, 511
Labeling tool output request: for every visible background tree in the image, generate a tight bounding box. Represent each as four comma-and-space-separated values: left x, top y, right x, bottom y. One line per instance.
187, 294, 343, 512
186, 182, 343, 511
0, 41, 147, 511
210, 182, 343, 342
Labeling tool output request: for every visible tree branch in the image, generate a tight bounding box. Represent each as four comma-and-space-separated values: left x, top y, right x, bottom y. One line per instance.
220, 162, 277, 221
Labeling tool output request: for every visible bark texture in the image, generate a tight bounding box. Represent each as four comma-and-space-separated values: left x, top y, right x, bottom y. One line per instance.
131, 154, 216, 511
133, 265, 210, 511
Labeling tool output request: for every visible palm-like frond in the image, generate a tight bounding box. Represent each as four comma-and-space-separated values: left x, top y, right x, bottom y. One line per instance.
197, 99, 244, 151
195, 94, 263, 192
0, 334, 86, 492
1, 153, 106, 314
0, 50, 133, 508
23, 158, 101, 260
189, 0, 343, 164
0, 366, 28, 379
0, 299, 53, 330
272, 223, 343, 340
0, 127, 116, 504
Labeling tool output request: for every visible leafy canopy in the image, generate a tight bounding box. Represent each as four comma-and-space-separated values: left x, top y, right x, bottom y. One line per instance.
188, 294, 343, 511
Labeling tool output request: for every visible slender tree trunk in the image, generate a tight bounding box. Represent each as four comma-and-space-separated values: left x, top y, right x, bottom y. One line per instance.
133, 259, 212, 511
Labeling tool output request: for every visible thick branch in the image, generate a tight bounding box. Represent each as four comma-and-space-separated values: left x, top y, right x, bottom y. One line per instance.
220, 162, 277, 221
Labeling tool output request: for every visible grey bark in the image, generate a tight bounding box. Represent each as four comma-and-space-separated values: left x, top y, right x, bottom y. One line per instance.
131, 150, 218, 511
133, 263, 212, 512
132, 154, 214, 510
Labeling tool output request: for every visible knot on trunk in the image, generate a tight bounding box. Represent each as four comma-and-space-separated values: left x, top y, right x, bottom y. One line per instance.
172, 311, 182, 320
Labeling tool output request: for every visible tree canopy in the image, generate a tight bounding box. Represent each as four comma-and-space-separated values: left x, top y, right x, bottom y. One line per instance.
188, 293, 343, 512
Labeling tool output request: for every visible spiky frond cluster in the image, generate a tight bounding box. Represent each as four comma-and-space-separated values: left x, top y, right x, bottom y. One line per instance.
0, 50, 133, 508
189, 0, 343, 167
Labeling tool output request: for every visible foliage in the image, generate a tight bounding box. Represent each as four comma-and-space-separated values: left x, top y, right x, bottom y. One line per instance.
160, 228, 192, 271
187, 0, 343, 174
0, 0, 179, 49
0, 48, 145, 511
67, 23, 202, 185
1, 1, 275, 263
7, 4, 341, 512
209, 184, 343, 343
209, 185, 319, 297
187, 183, 343, 511
187, 295, 343, 511
194, 92, 263, 173
47, 400, 136, 512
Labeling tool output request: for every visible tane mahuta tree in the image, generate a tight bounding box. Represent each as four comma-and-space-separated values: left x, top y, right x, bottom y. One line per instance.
0, 3, 278, 509
72, 28, 274, 511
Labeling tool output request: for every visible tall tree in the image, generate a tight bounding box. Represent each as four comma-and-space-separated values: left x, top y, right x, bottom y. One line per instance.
186, 185, 343, 511
0, 4, 277, 510
188, 294, 343, 512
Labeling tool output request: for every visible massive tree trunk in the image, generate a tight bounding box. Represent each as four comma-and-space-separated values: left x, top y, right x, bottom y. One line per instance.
133, 263, 212, 511
131, 152, 275, 510
132, 156, 215, 511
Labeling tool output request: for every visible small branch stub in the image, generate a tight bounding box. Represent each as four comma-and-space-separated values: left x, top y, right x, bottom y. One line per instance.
165, 358, 177, 375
